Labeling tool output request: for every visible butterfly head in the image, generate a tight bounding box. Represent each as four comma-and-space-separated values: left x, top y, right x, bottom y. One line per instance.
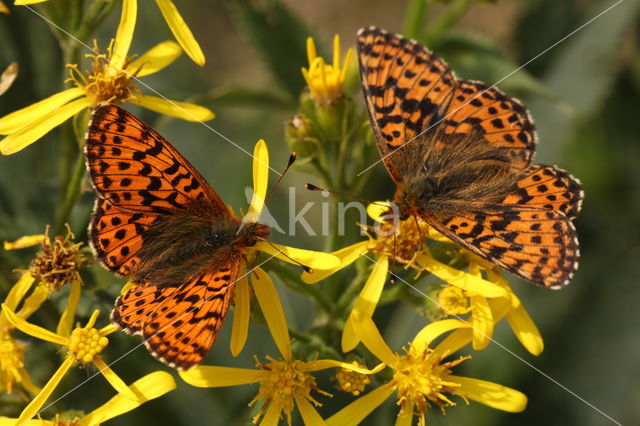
235, 220, 271, 248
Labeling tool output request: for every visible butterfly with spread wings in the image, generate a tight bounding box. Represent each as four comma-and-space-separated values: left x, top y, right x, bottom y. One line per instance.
357, 27, 583, 289
84, 105, 271, 369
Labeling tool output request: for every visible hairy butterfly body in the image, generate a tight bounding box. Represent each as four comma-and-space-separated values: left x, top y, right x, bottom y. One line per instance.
85, 105, 270, 369
357, 27, 583, 289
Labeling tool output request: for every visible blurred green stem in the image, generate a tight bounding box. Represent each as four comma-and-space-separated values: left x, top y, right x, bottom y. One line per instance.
54, 150, 84, 235
425, 0, 474, 45
403, 0, 428, 40
264, 261, 333, 314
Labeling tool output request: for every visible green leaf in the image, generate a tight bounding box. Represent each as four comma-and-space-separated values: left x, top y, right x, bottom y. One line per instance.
224, 0, 317, 100
200, 86, 292, 110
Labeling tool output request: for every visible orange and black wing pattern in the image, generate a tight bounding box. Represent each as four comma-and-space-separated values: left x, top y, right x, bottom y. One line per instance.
85, 104, 228, 216
357, 27, 456, 182
88, 197, 159, 276
111, 263, 239, 370
425, 166, 583, 289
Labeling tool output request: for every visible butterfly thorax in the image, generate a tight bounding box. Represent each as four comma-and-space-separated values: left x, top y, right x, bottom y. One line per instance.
394, 133, 520, 220
130, 210, 269, 287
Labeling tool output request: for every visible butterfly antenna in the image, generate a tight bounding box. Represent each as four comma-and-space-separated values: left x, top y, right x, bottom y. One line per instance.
389, 230, 398, 284
257, 236, 312, 274
305, 183, 389, 208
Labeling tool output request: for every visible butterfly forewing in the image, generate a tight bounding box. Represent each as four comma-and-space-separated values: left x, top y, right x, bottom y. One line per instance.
358, 27, 583, 288
85, 105, 229, 216
112, 264, 239, 370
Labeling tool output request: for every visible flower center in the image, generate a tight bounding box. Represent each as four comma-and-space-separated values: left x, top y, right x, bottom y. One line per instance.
366, 217, 431, 266
336, 362, 370, 396
392, 345, 469, 422
437, 286, 472, 316
251, 356, 330, 425
68, 327, 108, 363
304, 57, 345, 104
67, 40, 139, 105
30, 226, 88, 291
0, 332, 25, 394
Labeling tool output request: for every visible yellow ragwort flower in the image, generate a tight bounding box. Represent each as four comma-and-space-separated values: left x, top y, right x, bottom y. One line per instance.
0, 371, 176, 425
0, 0, 213, 155
302, 34, 353, 105
302, 202, 509, 353
428, 253, 544, 355
180, 267, 382, 426
327, 314, 527, 426
216, 140, 340, 357
14, 0, 205, 65
1, 305, 143, 424
336, 361, 371, 396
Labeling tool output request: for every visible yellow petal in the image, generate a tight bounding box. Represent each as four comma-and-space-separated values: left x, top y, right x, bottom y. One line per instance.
326, 383, 395, 426
301, 241, 369, 284
0, 420, 43, 426
412, 318, 469, 352
395, 407, 413, 426
470, 295, 493, 351
15, 283, 50, 319
366, 201, 392, 221
306, 359, 385, 375
155, 0, 205, 66
0, 62, 18, 96
17, 356, 74, 424
433, 328, 473, 359
342, 256, 388, 352
3, 272, 35, 311
128, 41, 182, 77
230, 273, 250, 357
252, 267, 291, 360
3, 234, 45, 250
0, 97, 91, 155
93, 357, 140, 402
0, 88, 84, 134
260, 402, 281, 426
0, 1, 9, 14
448, 375, 528, 413
99, 323, 119, 336
111, 0, 137, 70
56, 280, 81, 338
129, 94, 214, 121
506, 294, 543, 356
14, 0, 48, 4
246, 139, 269, 217
351, 311, 397, 366
306, 37, 317, 65
82, 371, 176, 425
295, 396, 327, 426
179, 365, 262, 387
417, 254, 507, 298
255, 241, 340, 271
1, 303, 69, 345
18, 368, 42, 395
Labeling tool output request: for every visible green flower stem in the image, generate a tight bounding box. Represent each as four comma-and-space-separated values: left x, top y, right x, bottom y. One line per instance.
263, 261, 334, 314
289, 327, 342, 360
54, 150, 85, 236
334, 268, 369, 319
402, 0, 429, 40
425, 0, 474, 45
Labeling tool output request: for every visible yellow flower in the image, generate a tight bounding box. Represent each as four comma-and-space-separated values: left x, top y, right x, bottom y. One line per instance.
14, 0, 205, 66
1, 305, 143, 424
0, 371, 176, 425
180, 267, 382, 426
231, 140, 339, 356
0, 1, 8, 14
327, 314, 527, 426
0, 0, 213, 155
0, 273, 41, 397
302, 202, 508, 353
428, 254, 544, 355
302, 35, 353, 105
335, 361, 371, 396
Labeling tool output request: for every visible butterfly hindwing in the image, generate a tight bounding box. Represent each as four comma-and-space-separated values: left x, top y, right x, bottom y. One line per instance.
85, 105, 228, 216
357, 27, 456, 182
89, 198, 159, 276
112, 263, 239, 370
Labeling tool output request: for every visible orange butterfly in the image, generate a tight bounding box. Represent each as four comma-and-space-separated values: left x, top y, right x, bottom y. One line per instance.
84, 105, 271, 369
357, 27, 583, 289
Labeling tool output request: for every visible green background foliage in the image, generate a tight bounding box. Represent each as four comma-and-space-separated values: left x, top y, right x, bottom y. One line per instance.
1, 0, 639, 424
